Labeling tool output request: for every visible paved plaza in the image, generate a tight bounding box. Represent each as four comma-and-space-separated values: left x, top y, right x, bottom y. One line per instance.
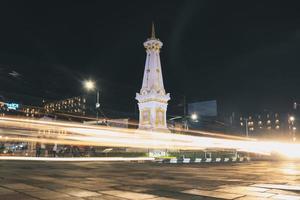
0, 160, 300, 200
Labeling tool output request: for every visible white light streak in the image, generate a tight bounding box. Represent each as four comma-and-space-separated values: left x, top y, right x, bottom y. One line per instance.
1, 116, 300, 159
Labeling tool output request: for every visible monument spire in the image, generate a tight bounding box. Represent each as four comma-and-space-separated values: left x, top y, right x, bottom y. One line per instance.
135, 24, 170, 132
151, 22, 156, 39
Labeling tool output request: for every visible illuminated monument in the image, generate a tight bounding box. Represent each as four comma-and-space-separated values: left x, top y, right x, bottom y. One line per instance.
136, 24, 170, 132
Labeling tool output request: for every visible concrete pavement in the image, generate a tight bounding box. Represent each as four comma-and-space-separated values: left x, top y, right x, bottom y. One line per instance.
0, 161, 300, 199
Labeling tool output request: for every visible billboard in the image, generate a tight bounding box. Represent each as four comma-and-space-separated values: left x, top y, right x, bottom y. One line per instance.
5, 102, 20, 110
188, 100, 217, 117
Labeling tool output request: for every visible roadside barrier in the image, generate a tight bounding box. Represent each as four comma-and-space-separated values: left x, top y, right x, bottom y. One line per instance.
161, 157, 250, 164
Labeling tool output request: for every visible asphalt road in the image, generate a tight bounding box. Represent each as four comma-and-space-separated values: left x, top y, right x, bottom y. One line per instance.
0, 160, 300, 200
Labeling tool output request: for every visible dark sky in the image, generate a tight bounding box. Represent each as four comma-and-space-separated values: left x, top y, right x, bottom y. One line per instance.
1, 0, 300, 115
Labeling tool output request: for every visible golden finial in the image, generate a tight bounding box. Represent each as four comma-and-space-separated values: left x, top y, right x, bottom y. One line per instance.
151, 22, 156, 39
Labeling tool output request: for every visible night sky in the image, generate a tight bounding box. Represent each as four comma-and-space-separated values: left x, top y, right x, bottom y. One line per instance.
1, 1, 300, 116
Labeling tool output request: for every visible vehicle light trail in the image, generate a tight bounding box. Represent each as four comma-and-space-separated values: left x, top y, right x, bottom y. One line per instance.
1, 116, 300, 158
0, 156, 154, 162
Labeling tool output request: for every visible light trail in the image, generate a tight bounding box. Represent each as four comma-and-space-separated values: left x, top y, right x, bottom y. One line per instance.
1, 116, 300, 158
0, 156, 154, 162
0, 116, 254, 141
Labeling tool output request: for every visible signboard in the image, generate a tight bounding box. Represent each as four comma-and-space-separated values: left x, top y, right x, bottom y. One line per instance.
188, 100, 217, 117
5, 103, 19, 110
149, 150, 167, 158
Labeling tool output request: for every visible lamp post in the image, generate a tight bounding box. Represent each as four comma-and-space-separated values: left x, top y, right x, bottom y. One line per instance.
240, 118, 249, 137
245, 118, 249, 138
289, 115, 296, 142
83, 80, 100, 124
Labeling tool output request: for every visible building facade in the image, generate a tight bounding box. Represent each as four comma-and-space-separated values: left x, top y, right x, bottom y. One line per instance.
43, 96, 87, 116
0, 101, 42, 118
239, 112, 282, 133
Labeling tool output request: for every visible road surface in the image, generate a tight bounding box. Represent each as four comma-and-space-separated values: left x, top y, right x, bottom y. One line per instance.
0, 161, 300, 199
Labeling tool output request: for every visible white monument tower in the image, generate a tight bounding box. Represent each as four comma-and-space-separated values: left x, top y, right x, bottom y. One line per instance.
136, 23, 170, 132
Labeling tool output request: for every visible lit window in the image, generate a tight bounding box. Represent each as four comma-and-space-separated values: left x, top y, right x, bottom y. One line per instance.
275, 119, 279, 124
275, 125, 280, 129
267, 120, 271, 124
258, 121, 262, 125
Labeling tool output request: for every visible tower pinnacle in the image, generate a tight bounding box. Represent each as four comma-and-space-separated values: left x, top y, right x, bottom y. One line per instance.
151, 22, 156, 39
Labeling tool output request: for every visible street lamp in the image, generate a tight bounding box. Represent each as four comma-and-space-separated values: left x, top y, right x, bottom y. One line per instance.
84, 80, 95, 91
191, 113, 198, 121
83, 80, 100, 124
241, 118, 249, 138
288, 115, 296, 142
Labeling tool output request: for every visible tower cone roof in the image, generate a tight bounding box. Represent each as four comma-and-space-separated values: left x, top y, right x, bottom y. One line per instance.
151, 22, 156, 39
137, 23, 169, 101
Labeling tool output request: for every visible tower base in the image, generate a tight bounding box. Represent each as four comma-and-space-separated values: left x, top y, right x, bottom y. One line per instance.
136, 127, 171, 133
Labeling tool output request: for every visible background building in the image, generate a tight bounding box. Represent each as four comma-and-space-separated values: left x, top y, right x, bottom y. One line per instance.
44, 96, 87, 116
238, 111, 284, 135
226, 109, 297, 140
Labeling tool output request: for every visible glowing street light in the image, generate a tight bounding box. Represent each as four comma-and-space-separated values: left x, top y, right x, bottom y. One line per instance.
289, 116, 295, 122
84, 80, 95, 91
191, 113, 198, 121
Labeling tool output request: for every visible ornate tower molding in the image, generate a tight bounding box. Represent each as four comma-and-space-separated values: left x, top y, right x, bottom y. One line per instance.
136, 23, 170, 132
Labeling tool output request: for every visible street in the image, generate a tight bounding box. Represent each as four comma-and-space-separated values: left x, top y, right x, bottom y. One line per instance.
0, 161, 300, 199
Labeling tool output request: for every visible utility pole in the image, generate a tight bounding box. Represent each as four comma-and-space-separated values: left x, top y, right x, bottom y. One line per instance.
183, 95, 188, 130
245, 118, 249, 137
95, 90, 100, 125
